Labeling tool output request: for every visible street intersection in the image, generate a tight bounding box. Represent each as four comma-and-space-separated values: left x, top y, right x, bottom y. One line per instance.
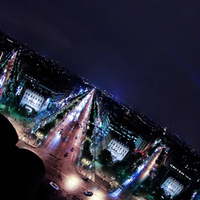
16, 90, 112, 200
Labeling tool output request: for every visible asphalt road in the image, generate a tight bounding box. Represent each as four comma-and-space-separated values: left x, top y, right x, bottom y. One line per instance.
17, 89, 110, 200
43, 90, 94, 163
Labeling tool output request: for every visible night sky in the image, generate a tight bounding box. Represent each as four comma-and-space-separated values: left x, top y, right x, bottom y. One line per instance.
0, 1, 200, 150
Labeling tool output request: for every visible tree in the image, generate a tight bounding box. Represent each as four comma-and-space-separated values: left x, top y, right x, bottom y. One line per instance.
123, 151, 141, 166
18, 105, 28, 117
98, 149, 112, 166
152, 187, 165, 199
39, 119, 56, 135
146, 195, 154, 200
142, 176, 152, 188
86, 124, 94, 137
83, 140, 91, 150
82, 140, 93, 161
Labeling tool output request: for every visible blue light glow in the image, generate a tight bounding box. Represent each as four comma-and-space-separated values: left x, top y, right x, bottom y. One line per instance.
136, 163, 145, 173
109, 147, 163, 198
110, 188, 122, 198
51, 132, 62, 147
123, 176, 134, 186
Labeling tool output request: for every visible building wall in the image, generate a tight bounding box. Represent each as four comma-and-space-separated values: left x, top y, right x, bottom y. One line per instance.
101, 131, 112, 150
107, 138, 129, 162
20, 89, 45, 112
161, 176, 184, 197
135, 135, 149, 151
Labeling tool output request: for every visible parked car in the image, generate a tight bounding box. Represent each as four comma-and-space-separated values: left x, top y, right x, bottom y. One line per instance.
49, 181, 60, 190
82, 176, 88, 181
58, 129, 63, 135
84, 190, 93, 196
64, 136, 69, 141
71, 147, 74, 151
64, 152, 69, 157
120, 184, 125, 189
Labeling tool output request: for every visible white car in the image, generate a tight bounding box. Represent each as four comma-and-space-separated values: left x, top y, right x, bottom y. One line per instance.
64, 136, 69, 141
84, 190, 93, 196
49, 181, 60, 190
58, 129, 63, 135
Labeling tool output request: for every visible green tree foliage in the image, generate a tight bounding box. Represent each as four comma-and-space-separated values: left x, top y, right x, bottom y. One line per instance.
112, 152, 143, 179
146, 195, 154, 200
156, 148, 166, 166
10, 96, 18, 110
18, 105, 28, 117
173, 187, 194, 200
39, 119, 56, 135
151, 187, 165, 199
98, 149, 112, 166
82, 140, 93, 161
86, 124, 94, 138
57, 112, 65, 120
124, 151, 141, 166
83, 140, 91, 150
142, 176, 152, 188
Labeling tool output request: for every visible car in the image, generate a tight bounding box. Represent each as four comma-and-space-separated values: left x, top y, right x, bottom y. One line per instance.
82, 176, 89, 181
64, 152, 69, 157
58, 129, 63, 135
120, 184, 125, 189
64, 136, 69, 141
84, 190, 93, 196
49, 181, 60, 190
71, 147, 74, 151
75, 136, 78, 139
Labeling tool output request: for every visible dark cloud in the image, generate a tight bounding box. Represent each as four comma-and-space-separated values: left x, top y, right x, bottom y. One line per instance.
0, 1, 200, 150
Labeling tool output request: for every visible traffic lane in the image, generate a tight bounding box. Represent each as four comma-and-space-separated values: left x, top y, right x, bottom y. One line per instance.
44, 151, 106, 199
43, 91, 93, 159
43, 89, 92, 149
42, 123, 68, 150
63, 125, 84, 163
51, 165, 107, 200
43, 131, 62, 153
49, 128, 78, 160
44, 120, 84, 161
61, 104, 90, 151
43, 113, 78, 154
41, 174, 107, 200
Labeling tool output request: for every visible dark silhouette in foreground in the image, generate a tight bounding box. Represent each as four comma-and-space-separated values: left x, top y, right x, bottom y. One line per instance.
0, 114, 45, 200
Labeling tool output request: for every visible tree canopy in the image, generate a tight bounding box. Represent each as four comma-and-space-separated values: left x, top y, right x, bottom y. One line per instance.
98, 149, 112, 166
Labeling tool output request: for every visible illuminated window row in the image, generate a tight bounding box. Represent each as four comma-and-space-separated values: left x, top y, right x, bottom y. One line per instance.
170, 164, 191, 180
107, 139, 129, 162
161, 176, 184, 197
20, 89, 45, 112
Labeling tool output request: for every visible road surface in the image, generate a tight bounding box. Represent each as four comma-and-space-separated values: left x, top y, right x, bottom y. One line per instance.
17, 89, 109, 200
110, 147, 163, 199
42, 89, 93, 164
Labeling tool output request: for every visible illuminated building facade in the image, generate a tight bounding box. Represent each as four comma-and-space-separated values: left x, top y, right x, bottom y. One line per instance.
20, 89, 45, 112
107, 138, 129, 162
161, 176, 184, 197
0, 51, 18, 96
191, 189, 200, 200
135, 135, 149, 151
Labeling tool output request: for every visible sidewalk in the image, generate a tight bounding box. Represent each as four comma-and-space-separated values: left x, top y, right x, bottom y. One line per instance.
76, 159, 120, 192
6, 115, 38, 148
76, 164, 111, 192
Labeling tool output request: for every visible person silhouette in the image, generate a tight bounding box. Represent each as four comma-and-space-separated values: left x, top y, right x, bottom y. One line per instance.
0, 114, 45, 200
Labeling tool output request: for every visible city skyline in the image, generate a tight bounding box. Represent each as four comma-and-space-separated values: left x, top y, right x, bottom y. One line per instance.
0, 1, 200, 151
1, 32, 200, 199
